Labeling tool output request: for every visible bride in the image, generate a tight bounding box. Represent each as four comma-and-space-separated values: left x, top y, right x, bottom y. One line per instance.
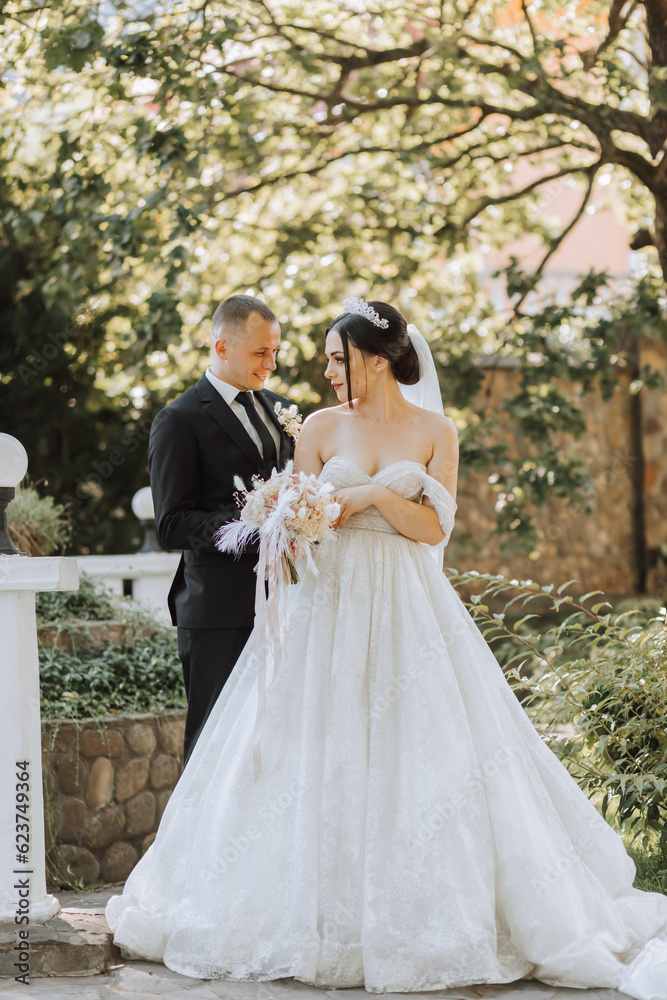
106, 298, 667, 998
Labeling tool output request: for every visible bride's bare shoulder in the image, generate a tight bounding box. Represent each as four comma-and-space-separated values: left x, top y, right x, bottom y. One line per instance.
300, 404, 349, 433
295, 405, 347, 473
418, 411, 459, 492
432, 410, 458, 436
296, 404, 347, 452
411, 406, 458, 440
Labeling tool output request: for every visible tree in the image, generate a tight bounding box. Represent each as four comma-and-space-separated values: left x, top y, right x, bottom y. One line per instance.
207, 0, 667, 282
0, 0, 664, 563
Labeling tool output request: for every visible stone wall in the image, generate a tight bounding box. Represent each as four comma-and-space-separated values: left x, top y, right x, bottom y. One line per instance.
41, 712, 185, 888
639, 337, 667, 598
445, 337, 667, 601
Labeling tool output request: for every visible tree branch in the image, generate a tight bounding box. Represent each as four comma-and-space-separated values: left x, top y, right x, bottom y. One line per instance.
245, 1, 431, 67
221, 70, 557, 132
512, 162, 602, 312
434, 165, 591, 238
644, 0, 667, 68
581, 0, 639, 69
444, 44, 655, 155
548, 90, 653, 148
521, 0, 542, 56
604, 142, 659, 189
214, 126, 486, 201
463, 32, 529, 64
325, 38, 432, 69
456, 44, 518, 81
0, 4, 48, 16
462, 139, 596, 168
630, 227, 656, 250
615, 44, 649, 72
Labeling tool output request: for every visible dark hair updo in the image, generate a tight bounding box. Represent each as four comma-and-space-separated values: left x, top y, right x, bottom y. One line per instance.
325, 301, 420, 406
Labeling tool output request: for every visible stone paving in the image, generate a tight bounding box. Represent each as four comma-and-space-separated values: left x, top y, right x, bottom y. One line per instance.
0, 888, 626, 999
0, 962, 629, 999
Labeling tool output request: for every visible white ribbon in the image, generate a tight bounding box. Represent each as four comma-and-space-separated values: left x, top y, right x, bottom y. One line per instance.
251, 539, 293, 780
216, 465, 331, 780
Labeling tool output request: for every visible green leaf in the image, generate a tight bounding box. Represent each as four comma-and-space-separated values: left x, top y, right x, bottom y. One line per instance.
580, 590, 604, 603
514, 613, 540, 628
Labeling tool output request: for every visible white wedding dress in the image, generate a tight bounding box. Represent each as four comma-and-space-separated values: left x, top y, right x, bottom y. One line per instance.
106, 457, 667, 999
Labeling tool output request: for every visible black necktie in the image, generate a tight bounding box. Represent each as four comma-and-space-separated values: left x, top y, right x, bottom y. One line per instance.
235, 392, 278, 471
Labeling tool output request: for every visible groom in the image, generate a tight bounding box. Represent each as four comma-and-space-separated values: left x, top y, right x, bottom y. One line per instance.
149, 295, 296, 765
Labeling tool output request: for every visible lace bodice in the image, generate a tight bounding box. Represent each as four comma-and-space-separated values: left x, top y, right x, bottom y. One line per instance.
320, 456, 457, 545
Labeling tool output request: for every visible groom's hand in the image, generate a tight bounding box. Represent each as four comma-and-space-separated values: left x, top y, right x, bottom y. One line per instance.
333, 485, 381, 530
186, 501, 245, 556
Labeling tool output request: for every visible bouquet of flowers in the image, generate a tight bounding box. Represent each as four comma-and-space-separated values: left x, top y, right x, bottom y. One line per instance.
214, 460, 340, 583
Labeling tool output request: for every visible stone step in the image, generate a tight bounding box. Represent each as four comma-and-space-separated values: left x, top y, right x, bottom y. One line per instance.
0, 907, 120, 979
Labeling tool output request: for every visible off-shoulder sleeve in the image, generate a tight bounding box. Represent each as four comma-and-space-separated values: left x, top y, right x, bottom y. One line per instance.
419, 472, 457, 547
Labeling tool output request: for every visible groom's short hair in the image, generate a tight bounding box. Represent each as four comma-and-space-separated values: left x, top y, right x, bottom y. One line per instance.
211, 295, 277, 343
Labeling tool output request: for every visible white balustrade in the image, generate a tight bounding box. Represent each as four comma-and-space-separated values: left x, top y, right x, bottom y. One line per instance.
0, 556, 79, 922
75, 552, 180, 621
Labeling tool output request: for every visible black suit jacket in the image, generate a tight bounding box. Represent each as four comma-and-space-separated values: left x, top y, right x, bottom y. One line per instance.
149, 375, 296, 629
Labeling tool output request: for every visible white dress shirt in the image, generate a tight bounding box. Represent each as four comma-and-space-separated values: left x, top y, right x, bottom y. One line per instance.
205, 368, 281, 460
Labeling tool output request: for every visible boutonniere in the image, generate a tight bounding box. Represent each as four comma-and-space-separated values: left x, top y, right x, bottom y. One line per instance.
274, 402, 302, 442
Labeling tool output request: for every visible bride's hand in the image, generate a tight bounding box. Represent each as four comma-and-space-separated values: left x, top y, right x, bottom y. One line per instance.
333, 485, 380, 530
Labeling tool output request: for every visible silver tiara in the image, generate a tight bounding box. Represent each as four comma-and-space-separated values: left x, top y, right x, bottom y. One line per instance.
342, 296, 389, 329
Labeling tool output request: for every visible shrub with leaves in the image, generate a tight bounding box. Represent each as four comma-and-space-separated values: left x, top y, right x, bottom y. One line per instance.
36, 573, 119, 623
38, 575, 184, 719
8, 484, 71, 556
525, 611, 667, 849
446, 568, 667, 848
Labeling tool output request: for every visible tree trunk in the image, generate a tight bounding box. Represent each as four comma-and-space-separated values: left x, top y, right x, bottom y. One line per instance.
654, 190, 667, 283
643, 2, 667, 280
644, 0, 667, 66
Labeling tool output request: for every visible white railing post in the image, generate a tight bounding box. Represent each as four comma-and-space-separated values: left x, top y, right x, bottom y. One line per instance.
0, 556, 79, 922
0, 433, 80, 926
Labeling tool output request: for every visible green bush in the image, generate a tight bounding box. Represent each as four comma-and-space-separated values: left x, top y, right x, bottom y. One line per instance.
8, 484, 71, 556
526, 612, 667, 848
37, 573, 119, 623
627, 841, 667, 895
446, 568, 667, 849
38, 575, 184, 719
